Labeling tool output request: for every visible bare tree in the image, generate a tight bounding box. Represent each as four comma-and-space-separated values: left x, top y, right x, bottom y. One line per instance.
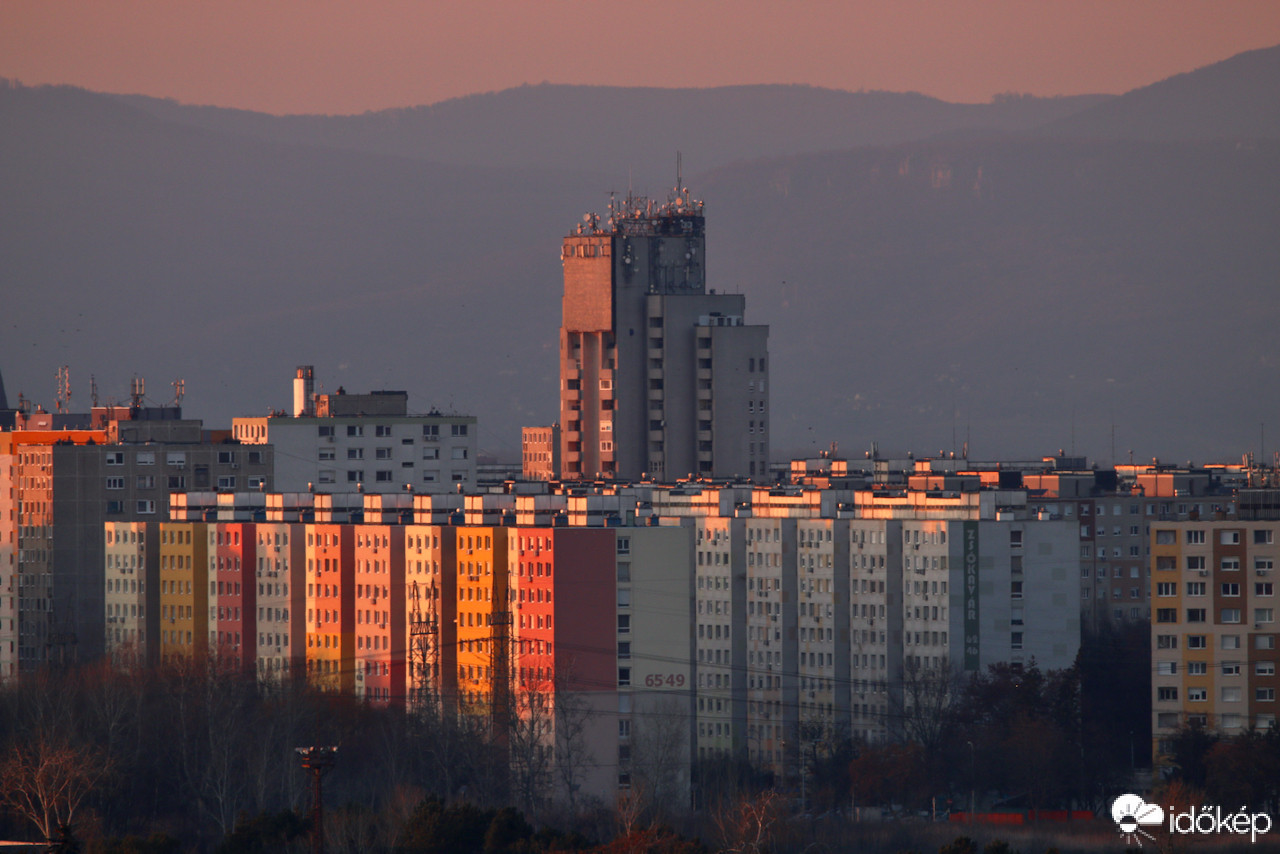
0, 733, 111, 845
891, 656, 959, 752
629, 696, 690, 820
712, 789, 784, 854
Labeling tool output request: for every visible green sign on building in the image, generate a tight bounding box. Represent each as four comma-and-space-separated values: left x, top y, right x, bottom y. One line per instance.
963, 521, 980, 671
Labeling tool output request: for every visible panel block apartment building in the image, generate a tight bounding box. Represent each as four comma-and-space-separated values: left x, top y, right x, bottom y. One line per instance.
1149, 488, 1280, 773
106, 477, 1080, 806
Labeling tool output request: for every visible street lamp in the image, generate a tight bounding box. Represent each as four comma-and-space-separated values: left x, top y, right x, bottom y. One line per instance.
296, 746, 337, 854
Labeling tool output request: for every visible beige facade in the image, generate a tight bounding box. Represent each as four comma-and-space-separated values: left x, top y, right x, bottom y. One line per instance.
1150, 517, 1279, 772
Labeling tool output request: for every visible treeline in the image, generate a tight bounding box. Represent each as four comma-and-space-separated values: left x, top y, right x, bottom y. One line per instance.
0, 622, 1155, 852
721, 621, 1154, 815
1160, 721, 1280, 814
0, 657, 555, 852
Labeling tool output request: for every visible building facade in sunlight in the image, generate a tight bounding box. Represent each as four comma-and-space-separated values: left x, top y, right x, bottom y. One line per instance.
557, 187, 770, 482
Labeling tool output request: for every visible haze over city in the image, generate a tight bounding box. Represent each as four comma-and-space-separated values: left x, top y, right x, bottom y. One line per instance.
6, 5, 1280, 854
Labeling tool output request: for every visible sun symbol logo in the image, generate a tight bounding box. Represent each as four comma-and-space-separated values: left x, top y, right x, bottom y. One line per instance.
1111, 793, 1164, 847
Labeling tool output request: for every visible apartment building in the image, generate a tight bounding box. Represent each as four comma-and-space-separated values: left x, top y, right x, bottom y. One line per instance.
1149, 512, 1279, 772
557, 189, 770, 482
103, 521, 157, 665
233, 377, 476, 494
1, 411, 271, 677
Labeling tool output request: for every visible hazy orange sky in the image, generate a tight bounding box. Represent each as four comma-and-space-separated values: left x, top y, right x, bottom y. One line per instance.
3, 1, 1280, 114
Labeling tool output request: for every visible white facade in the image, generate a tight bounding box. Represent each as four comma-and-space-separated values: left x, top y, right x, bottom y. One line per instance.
233, 414, 477, 494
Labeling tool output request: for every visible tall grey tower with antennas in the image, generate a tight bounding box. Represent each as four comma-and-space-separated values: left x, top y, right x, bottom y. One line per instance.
558, 177, 770, 482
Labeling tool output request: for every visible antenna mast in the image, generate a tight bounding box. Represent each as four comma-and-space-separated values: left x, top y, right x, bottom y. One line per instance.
55, 366, 70, 412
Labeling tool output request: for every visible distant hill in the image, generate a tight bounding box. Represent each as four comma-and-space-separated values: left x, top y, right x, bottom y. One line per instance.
1040, 44, 1280, 141
2, 47, 1278, 462
108, 84, 1111, 177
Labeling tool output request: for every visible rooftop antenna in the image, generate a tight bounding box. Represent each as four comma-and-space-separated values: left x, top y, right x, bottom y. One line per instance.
172, 378, 185, 407
130, 376, 145, 409
55, 365, 70, 413
90, 374, 99, 407
675, 151, 682, 200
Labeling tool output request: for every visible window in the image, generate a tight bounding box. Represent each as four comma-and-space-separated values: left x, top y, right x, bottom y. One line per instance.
1186, 530, 1205, 544
1156, 635, 1178, 649
1221, 530, 1240, 545
376, 448, 392, 460
1221, 609, 1242, 624
248, 476, 265, 489
106, 451, 124, 466
136, 500, 156, 515
347, 425, 363, 437
1256, 608, 1275, 624
1188, 661, 1207, 675
218, 451, 236, 464
1187, 556, 1206, 571
1187, 635, 1207, 649
1223, 662, 1241, 675
1256, 530, 1275, 545
1222, 557, 1241, 571
318, 425, 334, 437
1010, 581, 1023, 599
1187, 608, 1206, 623
1156, 608, 1177, 623
1258, 636, 1276, 650
136, 451, 155, 465
617, 588, 631, 608
247, 450, 263, 464
1222, 635, 1241, 650
1187, 582, 1206, 596
617, 642, 631, 660
1155, 530, 1175, 545
451, 447, 468, 460
217, 475, 235, 489
1157, 661, 1178, 675
1157, 687, 1178, 701
1188, 687, 1208, 702
1157, 582, 1177, 597
451, 471, 465, 482
106, 500, 124, 514
617, 537, 630, 555
347, 471, 364, 483
423, 447, 439, 460
375, 425, 392, 437
617, 614, 630, 634
423, 424, 439, 438
375, 471, 393, 482
1257, 558, 1274, 573
1256, 662, 1277, 676
319, 448, 335, 461
105, 477, 125, 490
1257, 688, 1276, 702
166, 452, 186, 466
168, 475, 186, 490
135, 476, 155, 489
618, 667, 630, 687
1222, 583, 1241, 597
318, 470, 336, 484
451, 424, 468, 437
347, 448, 363, 460
1011, 631, 1023, 650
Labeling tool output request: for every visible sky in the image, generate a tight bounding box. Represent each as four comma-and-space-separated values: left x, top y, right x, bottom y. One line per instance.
3, 1, 1280, 115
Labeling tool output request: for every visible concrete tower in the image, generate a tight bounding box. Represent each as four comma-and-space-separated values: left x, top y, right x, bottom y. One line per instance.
559, 185, 770, 482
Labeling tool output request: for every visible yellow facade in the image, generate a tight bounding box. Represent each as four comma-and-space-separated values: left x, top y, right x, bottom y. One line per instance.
158, 522, 208, 662
454, 527, 510, 715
